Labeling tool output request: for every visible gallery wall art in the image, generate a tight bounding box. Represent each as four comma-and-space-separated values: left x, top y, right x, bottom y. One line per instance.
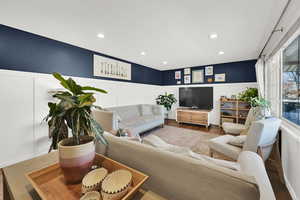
192, 70, 204, 83
175, 71, 181, 79
205, 66, 214, 76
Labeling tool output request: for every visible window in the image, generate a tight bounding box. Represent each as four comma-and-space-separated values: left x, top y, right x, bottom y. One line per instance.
282, 36, 300, 126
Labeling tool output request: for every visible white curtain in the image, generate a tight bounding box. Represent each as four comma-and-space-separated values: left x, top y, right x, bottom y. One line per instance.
265, 52, 281, 117
255, 59, 265, 97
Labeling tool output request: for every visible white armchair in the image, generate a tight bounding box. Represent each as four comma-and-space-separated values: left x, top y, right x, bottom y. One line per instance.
209, 117, 284, 183
222, 107, 255, 135
209, 117, 281, 161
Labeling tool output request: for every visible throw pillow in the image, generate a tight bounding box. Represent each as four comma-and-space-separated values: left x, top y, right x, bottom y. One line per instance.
227, 135, 247, 147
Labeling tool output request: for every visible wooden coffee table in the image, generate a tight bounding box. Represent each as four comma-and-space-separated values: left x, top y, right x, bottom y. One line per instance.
1, 152, 166, 200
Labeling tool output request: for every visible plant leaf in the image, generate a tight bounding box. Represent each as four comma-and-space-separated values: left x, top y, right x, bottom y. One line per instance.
81, 86, 107, 94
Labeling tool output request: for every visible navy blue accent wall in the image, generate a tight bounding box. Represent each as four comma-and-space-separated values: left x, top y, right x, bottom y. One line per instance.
162, 60, 257, 85
0, 24, 163, 85
0, 24, 256, 86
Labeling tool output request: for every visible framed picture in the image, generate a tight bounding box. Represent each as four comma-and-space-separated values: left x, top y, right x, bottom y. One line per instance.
94, 55, 131, 80
175, 71, 181, 79
192, 70, 204, 83
184, 68, 191, 75
215, 73, 226, 82
205, 66, 213, 76
184, 75, 191, 84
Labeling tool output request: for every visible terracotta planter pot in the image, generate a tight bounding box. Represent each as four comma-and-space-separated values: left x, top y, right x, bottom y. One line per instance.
58, 135, 95, 184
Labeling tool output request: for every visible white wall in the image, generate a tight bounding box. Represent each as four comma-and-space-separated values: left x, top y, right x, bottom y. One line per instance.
161, 83, 257, 125
0, 69, 257, 167
0, 69, 162, 167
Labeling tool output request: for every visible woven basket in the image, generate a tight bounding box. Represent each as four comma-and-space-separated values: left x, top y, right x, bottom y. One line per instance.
101, 170, 132, 200
82, 168, 108, 194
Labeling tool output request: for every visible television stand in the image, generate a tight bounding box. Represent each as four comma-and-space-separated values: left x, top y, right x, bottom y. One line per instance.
176, 108, 211, 128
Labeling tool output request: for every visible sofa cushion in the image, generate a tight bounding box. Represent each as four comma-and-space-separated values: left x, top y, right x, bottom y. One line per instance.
209, 135, 242, 160
139, 115, 163, 123
144, 135, 241, 171
228, 135, 247, 147
141, 104, 154, 116
109, 105, 141, 120
222, 122, 246, 135
121, 118, 145, 128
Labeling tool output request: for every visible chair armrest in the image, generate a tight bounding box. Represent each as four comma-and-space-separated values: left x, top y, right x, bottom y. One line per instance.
238, 151, 276, 200
92, 110, 119, 132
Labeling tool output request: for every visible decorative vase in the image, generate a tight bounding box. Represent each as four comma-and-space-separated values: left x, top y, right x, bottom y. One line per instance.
253, 106, 271, 120
58, 135, 95, 184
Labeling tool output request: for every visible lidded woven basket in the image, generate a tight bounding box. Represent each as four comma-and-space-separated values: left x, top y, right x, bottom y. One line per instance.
101, 170, 132, 200
82, 168, 108, 194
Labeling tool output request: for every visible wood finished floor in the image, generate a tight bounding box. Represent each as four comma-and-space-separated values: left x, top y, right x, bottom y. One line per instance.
165, 119, 292, 200
0, 120, 292, 200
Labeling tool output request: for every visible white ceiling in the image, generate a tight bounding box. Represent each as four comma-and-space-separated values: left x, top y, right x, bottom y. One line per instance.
0, 0, 288, 70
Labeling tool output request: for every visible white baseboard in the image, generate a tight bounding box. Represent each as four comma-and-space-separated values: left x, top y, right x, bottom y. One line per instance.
284, 173, 298, 200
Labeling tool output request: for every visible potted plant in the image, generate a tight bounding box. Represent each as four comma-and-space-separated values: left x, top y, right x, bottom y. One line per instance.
45, 73, 108, 184
238, 88, 258, 103
249, 97, 271, 119
156, 93, 177, 118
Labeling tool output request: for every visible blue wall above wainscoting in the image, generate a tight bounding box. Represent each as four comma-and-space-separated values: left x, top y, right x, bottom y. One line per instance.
0, 24, 257, 86
0, 24, 163, 85
162, 60, 257, 85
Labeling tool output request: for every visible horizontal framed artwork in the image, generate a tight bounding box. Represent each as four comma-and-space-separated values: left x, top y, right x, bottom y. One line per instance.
94, 55, 131, 80
215, 73, 226, 82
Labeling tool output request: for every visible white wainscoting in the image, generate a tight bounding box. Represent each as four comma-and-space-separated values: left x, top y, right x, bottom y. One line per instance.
281, 121, 300, 200
0, 69, 257, 167
0, 69, 162, 167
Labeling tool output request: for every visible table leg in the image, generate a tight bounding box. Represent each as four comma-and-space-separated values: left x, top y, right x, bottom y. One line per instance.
2, 170, 12, 200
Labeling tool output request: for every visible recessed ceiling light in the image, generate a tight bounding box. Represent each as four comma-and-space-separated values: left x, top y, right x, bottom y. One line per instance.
218, 51, 225, 55
163, 61, 168, 65
97, 33, 105, 38
209, 33, 218, 39
140, 51, 146, 56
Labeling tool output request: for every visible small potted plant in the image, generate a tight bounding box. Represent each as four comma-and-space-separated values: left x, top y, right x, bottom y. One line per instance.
249, 97, 271, 119
156, 93, 177, 118
45, 73, 108, 184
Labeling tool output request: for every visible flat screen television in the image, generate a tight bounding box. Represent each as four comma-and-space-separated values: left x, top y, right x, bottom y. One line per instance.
179, 87, 213, 110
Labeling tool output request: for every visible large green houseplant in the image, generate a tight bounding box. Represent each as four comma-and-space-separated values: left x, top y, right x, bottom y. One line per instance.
238, 88, 258, 103
156, 93, 177, 118
45, 72, 108, 183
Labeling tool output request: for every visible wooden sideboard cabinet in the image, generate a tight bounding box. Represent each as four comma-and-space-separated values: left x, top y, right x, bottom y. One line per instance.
176, 108, 211, 128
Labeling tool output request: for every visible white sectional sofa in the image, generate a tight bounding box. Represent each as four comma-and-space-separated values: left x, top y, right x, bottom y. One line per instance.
93, 104, 164, 136
95, 133, 275, 200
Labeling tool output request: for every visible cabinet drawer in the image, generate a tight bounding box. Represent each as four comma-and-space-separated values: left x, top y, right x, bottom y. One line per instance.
178, 112, 191, 120
193, 120, 208, 125
191, 113, 207, 121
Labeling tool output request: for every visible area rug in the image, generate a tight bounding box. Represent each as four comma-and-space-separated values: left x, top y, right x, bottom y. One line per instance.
143, 125, 219, 156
